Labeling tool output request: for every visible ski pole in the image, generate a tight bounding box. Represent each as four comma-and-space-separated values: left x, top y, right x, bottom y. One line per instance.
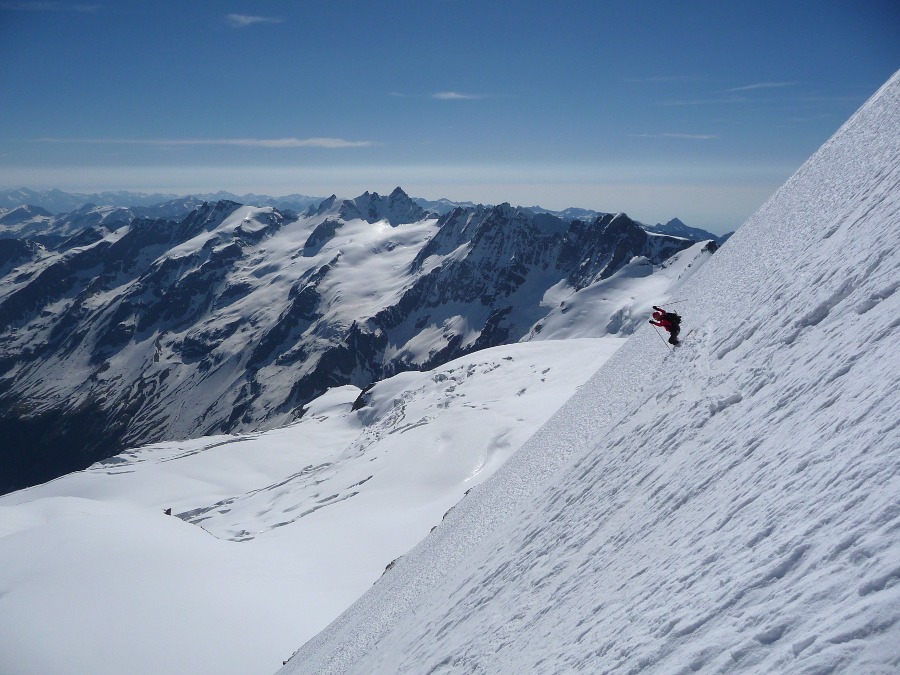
652, 325, 673, 350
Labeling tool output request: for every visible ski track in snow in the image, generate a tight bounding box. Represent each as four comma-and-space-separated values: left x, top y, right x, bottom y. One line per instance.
283, 73, 900, 674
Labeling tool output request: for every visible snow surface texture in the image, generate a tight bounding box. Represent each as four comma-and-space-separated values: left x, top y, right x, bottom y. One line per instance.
283, 73, 900, 673
0, 338, 621, 675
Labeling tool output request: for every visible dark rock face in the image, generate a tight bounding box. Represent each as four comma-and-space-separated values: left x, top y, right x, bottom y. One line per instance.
0, 192, 703, 494
0, 238, 40, 277
563, 213, 688, 289
382, 206, 692, 369
0, 396, 127, 494
339, 187, 429, 226
304, 219, 343, 253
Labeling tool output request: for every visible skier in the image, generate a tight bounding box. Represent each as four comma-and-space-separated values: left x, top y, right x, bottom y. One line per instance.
649, 305, 681, 346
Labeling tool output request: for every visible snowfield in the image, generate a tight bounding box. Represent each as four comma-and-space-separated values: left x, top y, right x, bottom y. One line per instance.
281, 73, 900, 673
0, 337, 622, 675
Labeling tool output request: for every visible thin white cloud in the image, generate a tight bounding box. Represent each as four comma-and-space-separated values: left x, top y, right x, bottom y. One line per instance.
215, 137, 370, 148
0, 1, 59, 9
624, 75, 699, 83
225, 13, 283, 28
0, 1, 100, 10
630, 133, 719, 140
662, 96, 746, 106
726, 81, 797, 93
432, 92, 483, 100
36, 137, 373, 148
390, 91, 489, 100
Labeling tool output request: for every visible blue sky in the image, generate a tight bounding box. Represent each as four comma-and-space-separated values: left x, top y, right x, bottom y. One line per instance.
1, 1, 897, 232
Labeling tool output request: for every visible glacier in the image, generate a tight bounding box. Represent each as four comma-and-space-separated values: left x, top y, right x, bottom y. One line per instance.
0, 337, 623, 675
282, 72, 900, 673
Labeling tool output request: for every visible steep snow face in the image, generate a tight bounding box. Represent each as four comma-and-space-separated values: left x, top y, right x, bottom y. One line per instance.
0, 338, 621, 675
283, 74, 900, 673
525, 239, 717, 341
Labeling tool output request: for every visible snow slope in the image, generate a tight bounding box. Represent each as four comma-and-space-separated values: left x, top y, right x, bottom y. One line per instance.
0, 337, 621, 675
525, 239, 716, 341
283, 73, 900, 673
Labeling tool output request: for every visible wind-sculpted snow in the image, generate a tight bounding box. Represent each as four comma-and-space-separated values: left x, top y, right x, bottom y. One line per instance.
282, 73, 900, 674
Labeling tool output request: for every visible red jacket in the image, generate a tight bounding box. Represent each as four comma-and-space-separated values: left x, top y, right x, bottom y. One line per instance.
650, 309, 680, 333
650, 318, 677, 332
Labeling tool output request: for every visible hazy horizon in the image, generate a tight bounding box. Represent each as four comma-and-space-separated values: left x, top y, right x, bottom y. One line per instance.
2, 1, 897, 234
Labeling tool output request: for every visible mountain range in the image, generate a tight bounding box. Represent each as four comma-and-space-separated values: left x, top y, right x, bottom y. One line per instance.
0, 187, 729, 243
0, 188, 322, 216
0, 188, 717, 493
